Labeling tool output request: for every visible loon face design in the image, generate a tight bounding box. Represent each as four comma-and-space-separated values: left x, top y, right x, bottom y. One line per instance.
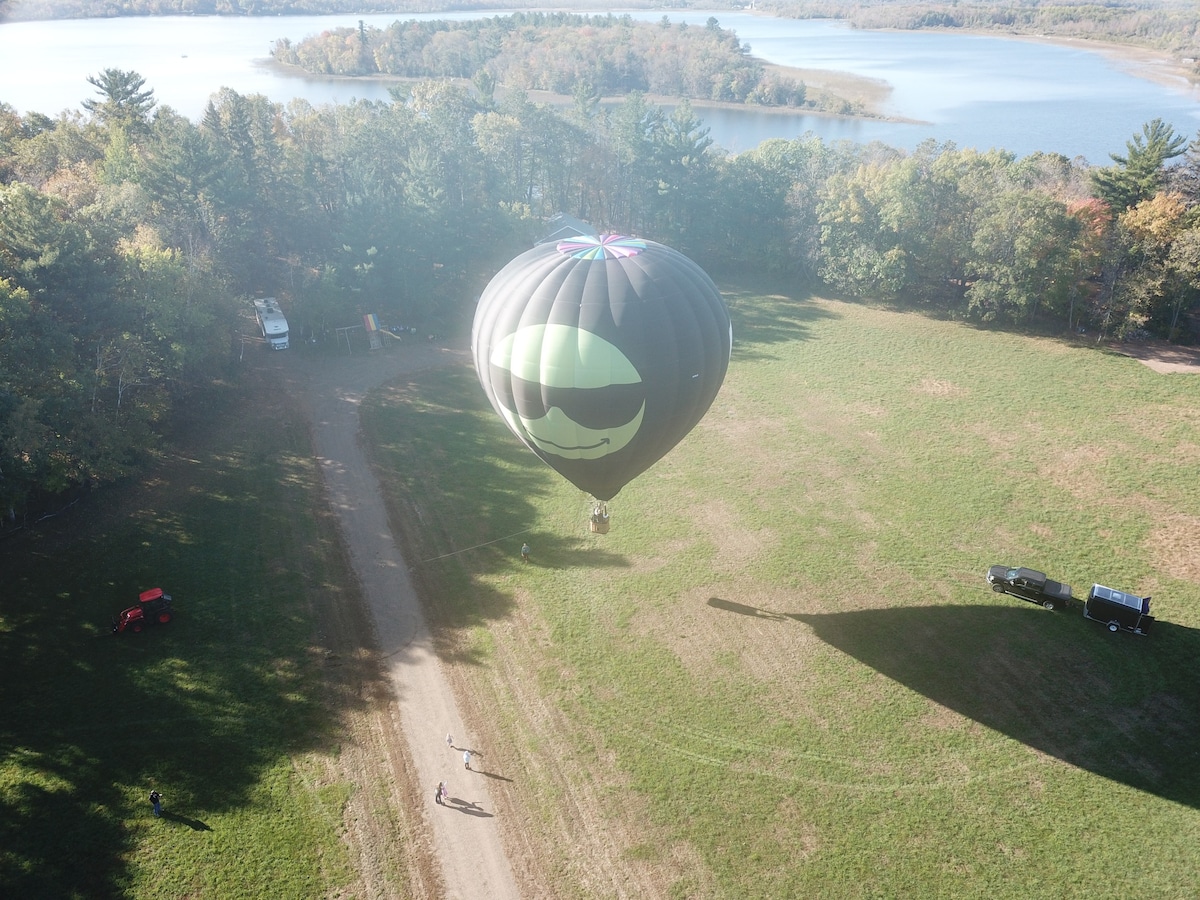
490, 324, 645, 461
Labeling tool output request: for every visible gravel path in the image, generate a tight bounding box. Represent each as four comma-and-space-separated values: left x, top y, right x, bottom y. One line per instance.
287, 343, 521, 900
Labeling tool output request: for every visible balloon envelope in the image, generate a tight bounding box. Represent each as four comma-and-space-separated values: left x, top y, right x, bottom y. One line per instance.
472, 234, 731, 501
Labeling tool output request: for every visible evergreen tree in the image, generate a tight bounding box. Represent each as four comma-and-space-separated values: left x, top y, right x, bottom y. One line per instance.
81, 69, 157, 138
1091, 118, 1186, 213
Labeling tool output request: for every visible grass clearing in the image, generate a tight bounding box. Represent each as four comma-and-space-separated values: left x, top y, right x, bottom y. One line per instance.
0, 371, 404, 898
4, 282, 1198, 898
364, 289, 1200, 898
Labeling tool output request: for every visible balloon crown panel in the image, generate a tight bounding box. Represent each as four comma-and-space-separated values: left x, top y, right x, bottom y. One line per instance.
556, 234, 646, 259
472, 235, 731, 502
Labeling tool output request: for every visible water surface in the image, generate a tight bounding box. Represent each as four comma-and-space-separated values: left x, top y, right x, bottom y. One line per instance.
1, 11, 1198, 162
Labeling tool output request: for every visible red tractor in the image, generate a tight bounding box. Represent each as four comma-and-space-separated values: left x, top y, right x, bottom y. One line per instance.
112, 588, 174, 634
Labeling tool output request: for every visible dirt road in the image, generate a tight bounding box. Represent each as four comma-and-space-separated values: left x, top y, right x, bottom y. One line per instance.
288, 342, 521, 900
1107, 339, 1200, 374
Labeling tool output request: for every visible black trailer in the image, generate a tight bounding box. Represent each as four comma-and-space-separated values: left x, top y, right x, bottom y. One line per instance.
1083, 584, 1153, 635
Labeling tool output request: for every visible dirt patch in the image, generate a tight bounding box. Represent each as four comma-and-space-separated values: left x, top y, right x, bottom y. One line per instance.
1145, 512, 1200, 583
449, 597, 697, 900
686, 500, 780, 574
915, 377, 967, 398
1107, 339, 1200, 374
635, 583, 829, 723
1038, 442, 1110, 502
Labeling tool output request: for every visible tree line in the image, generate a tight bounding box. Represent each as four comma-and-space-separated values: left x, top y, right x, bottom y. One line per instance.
273, 13, 809, 108
764, 0, 1200, 63
5, 0, 1198, 67
2, 66, 1199, 527
1, 0, 620, 22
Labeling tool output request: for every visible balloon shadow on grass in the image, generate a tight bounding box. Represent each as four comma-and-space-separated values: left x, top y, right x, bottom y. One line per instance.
707, 596, 792, 621
707, 598, 1200, 809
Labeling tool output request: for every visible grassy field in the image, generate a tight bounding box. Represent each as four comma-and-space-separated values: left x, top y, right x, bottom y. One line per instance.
0, 375, 402, 898
363, 287, 1200, 899
4, 282, 1198, 899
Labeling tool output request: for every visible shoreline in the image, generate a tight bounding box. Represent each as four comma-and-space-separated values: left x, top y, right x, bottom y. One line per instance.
267, 55, 927, 125
1009, 33, 1200, 96
695, 29, 1200, 124
727, 6, 1200, 100
268, 23, 1199, 128
763, 17, 1200, 107
4, 6, 1198, 114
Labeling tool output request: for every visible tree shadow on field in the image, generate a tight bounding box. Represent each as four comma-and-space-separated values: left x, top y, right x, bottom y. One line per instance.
784, 605, 1200, 809
365, 367, 633, 651
0, 374, 376, 897
720, 284, 840, 363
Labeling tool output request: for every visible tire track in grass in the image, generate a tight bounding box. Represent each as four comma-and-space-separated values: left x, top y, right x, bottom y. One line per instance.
637, 720, 1040, 792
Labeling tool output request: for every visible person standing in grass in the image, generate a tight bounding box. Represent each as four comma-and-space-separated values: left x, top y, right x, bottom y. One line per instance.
521, 542, 530, 563
149, 790, 162, 817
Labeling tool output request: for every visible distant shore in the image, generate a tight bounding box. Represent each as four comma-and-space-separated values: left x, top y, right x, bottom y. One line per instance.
633, 29, 1200, 130
744, 21, 1200, 121
771, 25, 1200, 118
725, 8, 1200, 120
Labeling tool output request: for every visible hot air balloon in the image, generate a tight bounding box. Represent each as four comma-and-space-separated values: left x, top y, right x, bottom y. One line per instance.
471, 234, 732, 522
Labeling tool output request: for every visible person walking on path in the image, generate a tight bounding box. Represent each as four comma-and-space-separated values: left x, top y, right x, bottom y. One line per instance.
520, 542, 530, 563
149, 790, 163, 817
435, 781, 447, 805
446, 733, 454, 749
463, 750, 472, 770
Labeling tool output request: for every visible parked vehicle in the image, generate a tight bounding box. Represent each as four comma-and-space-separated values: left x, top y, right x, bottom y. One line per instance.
112, 588, 174, 634
253, 297, 289, 350
1084, 584, 1153, 634
986, 565, 1073, 610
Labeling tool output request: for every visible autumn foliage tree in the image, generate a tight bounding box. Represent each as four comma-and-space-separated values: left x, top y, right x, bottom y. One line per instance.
1, 54, 1198, 526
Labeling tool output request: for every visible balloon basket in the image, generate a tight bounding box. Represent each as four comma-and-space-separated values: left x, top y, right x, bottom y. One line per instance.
590, 503, 610, 533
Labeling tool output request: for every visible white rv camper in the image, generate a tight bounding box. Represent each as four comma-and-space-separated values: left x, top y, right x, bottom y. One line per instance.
253, 297, 289, 350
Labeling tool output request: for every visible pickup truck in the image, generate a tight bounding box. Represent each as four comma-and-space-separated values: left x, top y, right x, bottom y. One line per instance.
986, 566, 1073, 610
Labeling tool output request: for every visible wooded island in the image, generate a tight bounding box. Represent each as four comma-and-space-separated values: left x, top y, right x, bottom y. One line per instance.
272, 13, 811, 110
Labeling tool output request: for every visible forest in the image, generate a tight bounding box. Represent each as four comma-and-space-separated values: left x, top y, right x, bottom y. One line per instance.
2, 58, 1200, 530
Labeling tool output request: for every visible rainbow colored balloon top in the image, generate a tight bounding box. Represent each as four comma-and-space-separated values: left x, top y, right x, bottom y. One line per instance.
556, 234, 646, 259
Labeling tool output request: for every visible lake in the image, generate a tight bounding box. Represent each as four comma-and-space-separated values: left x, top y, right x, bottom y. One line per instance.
1, 10, 1199, 163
